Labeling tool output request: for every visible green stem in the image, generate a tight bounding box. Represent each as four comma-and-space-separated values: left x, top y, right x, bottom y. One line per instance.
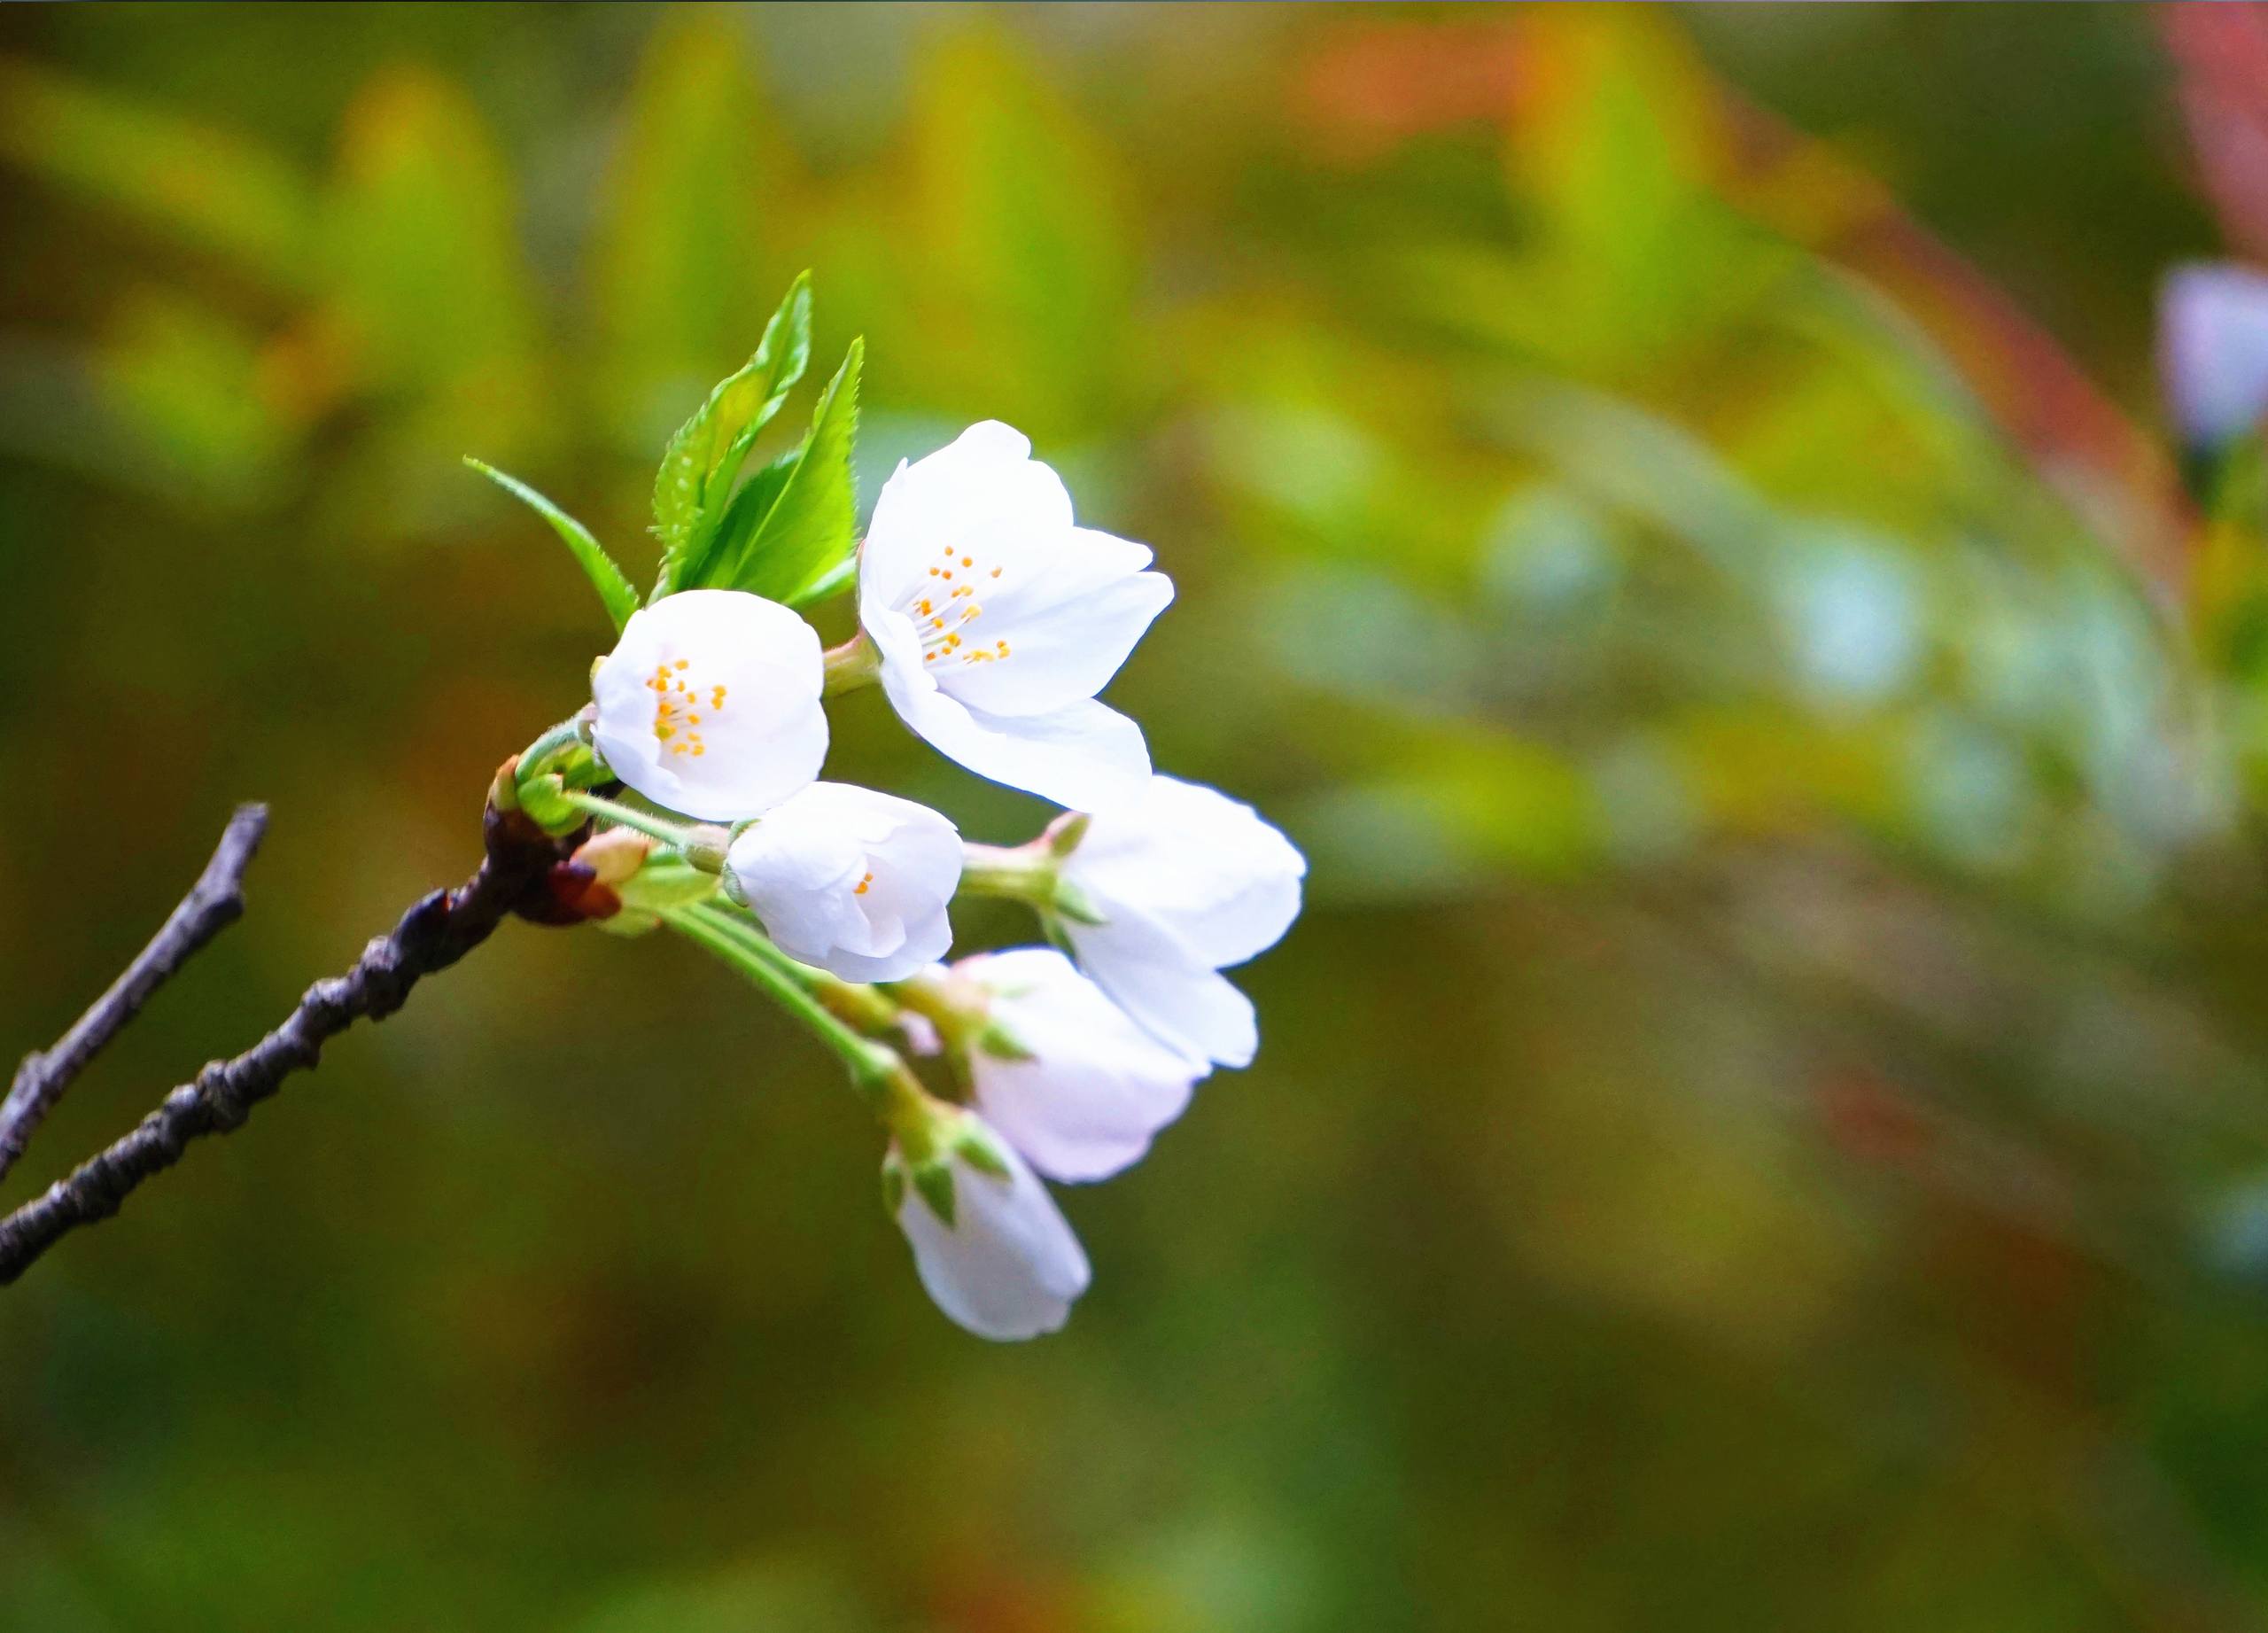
956, 841, 1051, 902
664, 906, 904, 1109
560, 791, 700, 851
686, 904, 905, 1035
883, 967, 977, 1038
517, 718, 586, 776
821, 628, 882, 696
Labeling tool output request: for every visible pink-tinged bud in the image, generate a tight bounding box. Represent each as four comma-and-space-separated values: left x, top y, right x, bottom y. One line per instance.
540, 860, 619, 923
571, 827, 654, 888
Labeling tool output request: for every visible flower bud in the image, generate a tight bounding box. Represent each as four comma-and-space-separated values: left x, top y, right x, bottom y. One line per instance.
882, 1100, 1089, 1341
537, 827, 649, 923
573, 827, 653, 887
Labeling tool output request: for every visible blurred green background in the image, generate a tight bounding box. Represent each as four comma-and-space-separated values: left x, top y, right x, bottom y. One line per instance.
9, 3, 2268, 1628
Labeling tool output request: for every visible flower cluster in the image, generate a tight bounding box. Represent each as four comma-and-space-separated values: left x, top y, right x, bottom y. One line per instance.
494, 339, 1302, 1340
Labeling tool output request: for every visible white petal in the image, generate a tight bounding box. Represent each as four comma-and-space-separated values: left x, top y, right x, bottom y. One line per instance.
966, 948, 1207, 1182
590, 589, 827, 820
931, 525, 1156, 635
1070, 776, 1305, 968
895, 1138, 1091, 1341
1064, 905, 1260, 1069
876, 619, 1153, 808
727, 783, 961, 982
937, 562, 1175, 719
815, 901, 956, 984
859, 422, 1071, 610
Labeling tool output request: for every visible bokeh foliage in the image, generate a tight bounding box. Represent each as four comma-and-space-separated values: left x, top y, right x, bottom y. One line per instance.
2, 4, 2266, 1629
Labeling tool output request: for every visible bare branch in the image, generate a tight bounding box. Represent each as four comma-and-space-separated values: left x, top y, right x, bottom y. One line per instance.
0, 802, 580, 1287
0, 803, 269, 1184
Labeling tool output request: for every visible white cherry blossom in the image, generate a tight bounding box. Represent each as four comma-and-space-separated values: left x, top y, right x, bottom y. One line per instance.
857, 421, 1173, 810
591, 589, 827, 820
956, 947, 1207, 1182
891, 1122, 1091, 1341
1058, 775, 1305, 1069
726, 782, 960, 983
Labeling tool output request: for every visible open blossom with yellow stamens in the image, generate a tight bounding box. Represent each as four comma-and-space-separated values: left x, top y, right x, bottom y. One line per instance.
590, 589, 827, 820
725, 782, 961, 983
857, 422, 1174, 812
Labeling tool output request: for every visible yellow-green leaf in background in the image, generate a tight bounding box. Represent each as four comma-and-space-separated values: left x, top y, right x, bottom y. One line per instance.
0, 58, 316, 292
323, 66, 540, 398
97, 289, 297, 509
591, 9, 786, 455
898, 27, 1135, 434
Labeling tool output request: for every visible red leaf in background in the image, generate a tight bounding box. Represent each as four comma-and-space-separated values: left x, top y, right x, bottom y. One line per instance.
1293, 15, 2193, 593
1292, 21, 1527, 166
2163, 2, 2268, 262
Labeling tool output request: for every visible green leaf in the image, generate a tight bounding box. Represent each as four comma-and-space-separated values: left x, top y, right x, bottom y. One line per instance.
465, 458, 641, 631
651, 272, 814, 595
0, 58, 316, 292
326, 68, 540, 393
99, 290, 295, 508
708, 448, 797, 567
592, 9, 786, 454
689, 338, 864, 604
787, 555, 859, 610
901, 27, 1133, 432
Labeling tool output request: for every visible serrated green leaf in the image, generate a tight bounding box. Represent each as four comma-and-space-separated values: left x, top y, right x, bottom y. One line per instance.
688, 338, 863, 604
466, 458, 641, 631
709, 447, 797, 564
652, 273, 814, 595
787, 554, 859, 610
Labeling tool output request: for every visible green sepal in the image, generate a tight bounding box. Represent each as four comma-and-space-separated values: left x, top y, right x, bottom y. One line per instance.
466, 459, 641, 631
974, 1017, 1036, 1064
517, 772, 580, 836
1043, 812, 1091, 859
953, 1122, 1012, 1181
691, 338, 864, 605
881, 1159, 907, 1216
912, 1159, 957, 1228
1051, 877, 1107, 926
651, 271, 814, 595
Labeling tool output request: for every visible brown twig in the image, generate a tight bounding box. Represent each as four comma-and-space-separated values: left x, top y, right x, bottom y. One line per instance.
0, 802, 582, 1287
0, 803, 269, 1185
